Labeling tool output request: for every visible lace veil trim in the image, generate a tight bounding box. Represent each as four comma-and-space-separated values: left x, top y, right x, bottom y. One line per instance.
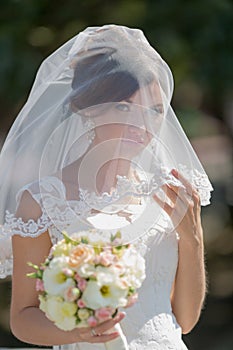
80, 164, 213, 208
0, 164, 212, 279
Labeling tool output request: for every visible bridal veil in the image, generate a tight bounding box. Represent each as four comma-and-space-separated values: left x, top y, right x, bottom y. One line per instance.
0, 25, 213, 277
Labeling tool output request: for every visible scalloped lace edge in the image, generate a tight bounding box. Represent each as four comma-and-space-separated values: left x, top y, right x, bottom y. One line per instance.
3, 210, 52, 238
79, 164, 213, 208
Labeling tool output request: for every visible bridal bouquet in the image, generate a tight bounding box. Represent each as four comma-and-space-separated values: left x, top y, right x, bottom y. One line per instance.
27, 230, 146, 349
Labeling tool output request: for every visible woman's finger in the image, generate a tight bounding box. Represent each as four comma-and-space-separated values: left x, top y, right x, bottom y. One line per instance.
159, 184, 192, 217
171, 169, 197, 196
92, 311, 125, 336
165, 183, 194, 209
153, 192, 173, 216
171, 169, 201, 206
88, 330, 120, 343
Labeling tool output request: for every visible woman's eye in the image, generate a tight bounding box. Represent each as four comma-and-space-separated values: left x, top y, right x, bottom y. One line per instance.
148, 105, 164, 116
115, 103, 131, 112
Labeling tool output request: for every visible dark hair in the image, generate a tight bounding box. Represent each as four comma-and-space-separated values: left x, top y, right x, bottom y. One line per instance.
69, 51, 154, 110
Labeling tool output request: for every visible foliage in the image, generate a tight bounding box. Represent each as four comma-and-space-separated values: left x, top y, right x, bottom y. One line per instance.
0, 0, 232, 131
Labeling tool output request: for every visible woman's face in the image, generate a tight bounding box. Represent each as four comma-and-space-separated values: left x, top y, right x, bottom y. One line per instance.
90, 81, 164, 158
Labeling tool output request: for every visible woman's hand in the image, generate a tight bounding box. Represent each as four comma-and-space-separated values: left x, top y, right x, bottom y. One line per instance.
74, 311, 125, 343
153, 168, 202, 243
153, 168, 206, 333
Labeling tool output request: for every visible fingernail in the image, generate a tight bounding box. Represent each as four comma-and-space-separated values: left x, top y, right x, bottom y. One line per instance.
114, 311, 125, 320
171, 169, 178, 176
112, 332, 120, 336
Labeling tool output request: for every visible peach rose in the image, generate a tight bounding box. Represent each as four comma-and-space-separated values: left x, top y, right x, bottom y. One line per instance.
68, 244, 94, 268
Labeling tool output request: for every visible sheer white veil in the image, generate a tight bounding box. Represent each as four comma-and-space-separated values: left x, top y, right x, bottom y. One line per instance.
0, 25, 213, 258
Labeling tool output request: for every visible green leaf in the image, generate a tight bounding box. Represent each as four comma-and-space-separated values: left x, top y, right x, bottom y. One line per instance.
81, 236, 89, 244
26, 272, 38, 279
112, 308, 118, 318
115, 231, 122, 239
111, 230, 122, 242
27, 262, 40, 270
62, 231, 79, 245
128, 286, 135, 295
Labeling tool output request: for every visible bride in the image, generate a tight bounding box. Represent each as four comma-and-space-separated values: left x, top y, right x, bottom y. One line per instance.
0, 25, 213, 349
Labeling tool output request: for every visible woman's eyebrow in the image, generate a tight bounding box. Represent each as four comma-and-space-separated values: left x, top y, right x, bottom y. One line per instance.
125, 99, 163, 110
150, 103, 163, 109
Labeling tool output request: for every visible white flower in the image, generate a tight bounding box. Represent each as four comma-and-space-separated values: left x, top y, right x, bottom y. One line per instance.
96, 265, 117, 283
82, 278, 128, 310
121, 248, 146, 288
45, 295, 77, 331
77, 263, 96, 278
38, 294, 47, 313
55, 316, 77, 331
43, 256, 75, 295
77, 308, 91, 320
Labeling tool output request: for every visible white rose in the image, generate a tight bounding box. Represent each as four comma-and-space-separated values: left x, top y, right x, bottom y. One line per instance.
95, 265, 120, 284
77, 263, 96, 278
121, 248, 146, 288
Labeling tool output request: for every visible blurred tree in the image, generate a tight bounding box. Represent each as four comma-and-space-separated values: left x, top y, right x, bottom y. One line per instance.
0, 0, 232, 133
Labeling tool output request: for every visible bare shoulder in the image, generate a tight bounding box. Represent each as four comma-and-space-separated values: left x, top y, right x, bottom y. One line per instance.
15, 189, 42, 221
13, 189, 52, 269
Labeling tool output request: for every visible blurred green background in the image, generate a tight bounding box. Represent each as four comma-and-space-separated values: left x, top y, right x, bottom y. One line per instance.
0, 0, 232, 349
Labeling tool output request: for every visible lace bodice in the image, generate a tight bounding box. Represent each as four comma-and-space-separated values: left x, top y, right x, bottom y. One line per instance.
0, 176, 188, 349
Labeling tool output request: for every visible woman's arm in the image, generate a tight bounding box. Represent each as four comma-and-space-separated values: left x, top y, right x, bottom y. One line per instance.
10, 191, 124, 345
154, 169, 207, 334
170, 228, 206, 334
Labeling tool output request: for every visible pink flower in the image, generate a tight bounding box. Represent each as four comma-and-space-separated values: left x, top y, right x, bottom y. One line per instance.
78, 278, 87, 292
99, 251, 117, 266
77, 299, 86, 308
93, 255, 101, 264
35, 279, 44, 292
74, 272, 82, 282
62, 267, 74, 277
95, 307, 114, 322
87, 316, 98, 327
126, 293, 138, 308
64, 287, 80, 302
103, 246, 112, 252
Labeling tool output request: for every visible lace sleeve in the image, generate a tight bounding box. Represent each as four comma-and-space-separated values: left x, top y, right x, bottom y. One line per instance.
0, 187, 53, 279
4, 209, 51, 237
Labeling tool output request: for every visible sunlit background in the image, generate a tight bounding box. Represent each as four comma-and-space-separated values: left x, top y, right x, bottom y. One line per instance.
0, 0, 232, 349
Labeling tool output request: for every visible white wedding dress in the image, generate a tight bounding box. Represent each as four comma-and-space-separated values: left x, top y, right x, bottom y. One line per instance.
1, 176, 188, 350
